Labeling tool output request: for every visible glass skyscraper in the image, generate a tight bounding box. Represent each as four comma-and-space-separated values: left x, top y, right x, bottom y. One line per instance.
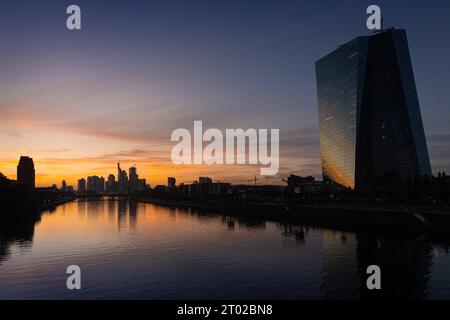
316, 29, 431, 190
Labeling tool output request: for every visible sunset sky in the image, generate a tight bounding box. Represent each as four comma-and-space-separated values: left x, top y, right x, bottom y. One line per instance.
1, 0, 450, 187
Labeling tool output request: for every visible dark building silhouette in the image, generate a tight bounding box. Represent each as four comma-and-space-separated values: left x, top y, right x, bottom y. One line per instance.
129, 166, 138, 191
168, 177, 176, 187
199, 177, 212, 184
117, 163, 128, 194
128, 165, 146, 192
17, 156, 35, 188
77, 178, 86, 193
87, 175, 104, 193
316, 28, 432, 190
106, 174, 116, 193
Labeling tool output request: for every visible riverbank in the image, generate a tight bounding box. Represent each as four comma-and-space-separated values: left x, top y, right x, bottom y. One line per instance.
0, 197, 75, 223
38, 197, 75, 212
138, 198, 450, 231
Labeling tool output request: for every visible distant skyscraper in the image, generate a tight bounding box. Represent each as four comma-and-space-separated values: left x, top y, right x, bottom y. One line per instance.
99, 176, 105, 193
316, 28, 432, 190
77, 178, 86, 193
199, 177, 212, 184
117, 163, 122, 191
129, 166, 138, 191
106, 174, 116, 193
61, 180, 67, 191
17, 156, 35, 188
87, 176, 95, 192
87, 176, 104, 193
138, 178, 146, 190
168, 177, 176, 187
117, 163, 128, 194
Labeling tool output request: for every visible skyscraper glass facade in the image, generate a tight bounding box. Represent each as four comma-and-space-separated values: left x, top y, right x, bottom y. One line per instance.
316, 29, 432, 190
316, 38, 369, 189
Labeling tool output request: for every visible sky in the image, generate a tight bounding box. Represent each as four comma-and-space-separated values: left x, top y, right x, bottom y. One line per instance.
1, 0, 450, 187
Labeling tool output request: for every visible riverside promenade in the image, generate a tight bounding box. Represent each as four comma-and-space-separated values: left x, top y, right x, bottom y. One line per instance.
139, 198, 450, 231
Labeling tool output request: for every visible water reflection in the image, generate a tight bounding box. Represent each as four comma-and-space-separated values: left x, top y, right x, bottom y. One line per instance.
281, 224, 307, 244
0, 215, 39, 265
118, 198, 127, 231
0, 198, 450, 299
356, 232, 433, 299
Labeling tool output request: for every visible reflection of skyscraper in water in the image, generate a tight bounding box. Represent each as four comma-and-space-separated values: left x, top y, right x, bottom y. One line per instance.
321, 229, 433, 299
280, 224, 307, 247
77, 200, 86, 217
320, 230, 360, 299
128, 200, 137, 230
356, 233, 433, 299
107, 198, 115, 224
0, 217, 38, 263
85, 200, 105, 223
117, 198, 128, 231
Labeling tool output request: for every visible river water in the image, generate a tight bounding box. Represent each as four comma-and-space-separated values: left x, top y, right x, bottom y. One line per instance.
1, 198, 450, 299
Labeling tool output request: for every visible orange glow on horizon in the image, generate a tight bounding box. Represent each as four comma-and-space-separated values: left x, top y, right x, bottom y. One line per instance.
0, 158, 276, 187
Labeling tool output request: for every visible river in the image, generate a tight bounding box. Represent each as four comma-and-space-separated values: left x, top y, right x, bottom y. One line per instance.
1, 198, 450, 299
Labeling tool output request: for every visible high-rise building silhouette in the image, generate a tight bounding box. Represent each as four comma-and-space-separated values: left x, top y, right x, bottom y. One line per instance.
99, 176, 105, 193
117, 163, 128, 193
77, 178, 86, 193
87, 175, 104, 193
199, 177, 212, 184
17, 156, 35, 188
168, 177, 176, 187
316, 28, 432, 190
106, 174, 116, 193
61, 180, 67, 192
129, 166, 138, 191
128, 165, 146, 191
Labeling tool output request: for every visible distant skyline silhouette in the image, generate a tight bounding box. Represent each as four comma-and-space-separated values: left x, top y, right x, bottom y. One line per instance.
0, 0, 449, 186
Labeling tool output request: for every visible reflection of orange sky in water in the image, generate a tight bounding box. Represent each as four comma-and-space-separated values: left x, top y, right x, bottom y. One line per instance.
35, 201, 227, 247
